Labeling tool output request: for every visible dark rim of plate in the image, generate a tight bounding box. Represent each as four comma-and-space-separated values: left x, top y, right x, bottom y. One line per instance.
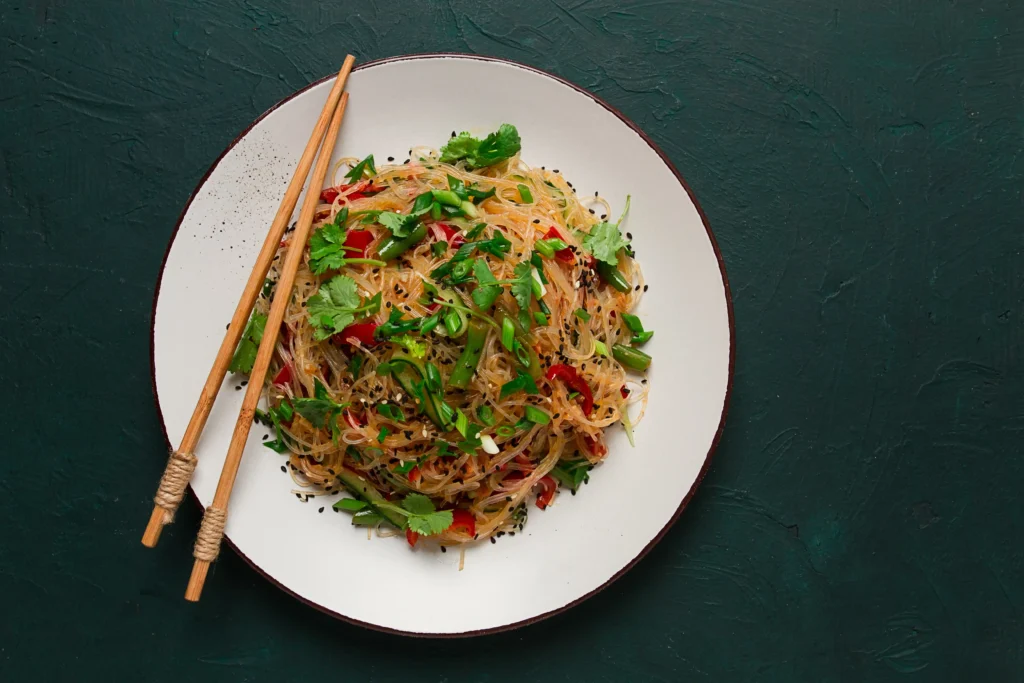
148, 52, 736, 639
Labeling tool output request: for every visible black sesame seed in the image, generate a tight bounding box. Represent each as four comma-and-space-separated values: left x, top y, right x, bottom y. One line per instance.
440, 546, 447, 553
388, 156, 395, 161
643, 285, 649, 292
490, 537, 496, 544
280, 465, 286, 472
626, 232, 633, 239
318, 507, 324, 513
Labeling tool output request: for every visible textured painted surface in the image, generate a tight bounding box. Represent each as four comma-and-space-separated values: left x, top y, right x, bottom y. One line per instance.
1, 0, 1022, 680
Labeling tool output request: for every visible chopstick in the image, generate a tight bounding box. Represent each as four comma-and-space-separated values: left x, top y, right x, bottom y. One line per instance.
141, 55, 356, 549
184, 89, 350, 602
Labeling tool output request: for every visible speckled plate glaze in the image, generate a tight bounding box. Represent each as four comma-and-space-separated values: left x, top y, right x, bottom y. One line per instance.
152, 54, 733, 636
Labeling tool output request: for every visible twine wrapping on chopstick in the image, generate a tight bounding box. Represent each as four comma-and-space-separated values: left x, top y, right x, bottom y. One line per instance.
193, 506, 227, 562
153, 450, 198, 522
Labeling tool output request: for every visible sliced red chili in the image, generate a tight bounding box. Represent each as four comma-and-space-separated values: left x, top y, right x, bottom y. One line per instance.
271, 363, 292, 387
545, 364, 594, 415
332, 321, 379, 347
342, 229, 374, 258
319, 188, 340, 204
620, 385, 630, 399
544, 227, 575, 263
534, 475, 557, 510
450, 509, 476, 536
406, 528, 419, 547
408, 466, 421, 483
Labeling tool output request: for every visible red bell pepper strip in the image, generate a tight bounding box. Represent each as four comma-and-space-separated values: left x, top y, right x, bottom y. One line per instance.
544, 227, 576, 264
342, 230, 375, 258
434, 222, 465, 249
545, 364, 594, 415
450, 509, 476, 536
332, 321, 379, 347
534, 475, 557, 510
271, 363, 292, 387
583, 435, 607, 457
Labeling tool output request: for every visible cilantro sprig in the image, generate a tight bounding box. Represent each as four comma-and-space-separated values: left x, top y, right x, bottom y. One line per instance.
306, 275, 382, 341
439, 124, 522, 170
229, 311, 267, 374
581, 195, 631, 266
292, 378, 347, 442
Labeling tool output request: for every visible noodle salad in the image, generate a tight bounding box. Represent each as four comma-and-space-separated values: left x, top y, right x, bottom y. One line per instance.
231, 124, 654, 548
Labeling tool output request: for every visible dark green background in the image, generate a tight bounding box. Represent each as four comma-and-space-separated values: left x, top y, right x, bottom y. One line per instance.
2, 0, 1022, 680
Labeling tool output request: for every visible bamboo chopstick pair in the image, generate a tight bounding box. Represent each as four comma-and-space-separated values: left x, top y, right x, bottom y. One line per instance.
142, 55, 356, 602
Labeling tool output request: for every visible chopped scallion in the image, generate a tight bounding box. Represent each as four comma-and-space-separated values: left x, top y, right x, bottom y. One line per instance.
477, 405, 495, 426
501, 316, 515, 351
518, 183, 534, 203
574, 308, 591, 322
523, 405, 551, 425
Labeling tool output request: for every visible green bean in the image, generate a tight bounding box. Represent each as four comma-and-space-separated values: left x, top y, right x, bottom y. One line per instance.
612, 343, 652, 371
336, 467, 405, 527
377, 223, 428, 261
448, 319, 488, 389
596, 261, 631, 292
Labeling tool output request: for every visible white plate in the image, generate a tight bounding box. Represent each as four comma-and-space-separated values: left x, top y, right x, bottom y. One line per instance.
152, 54, 733, 636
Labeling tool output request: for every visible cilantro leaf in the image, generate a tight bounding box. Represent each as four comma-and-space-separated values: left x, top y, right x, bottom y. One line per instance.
344, 154, 376, 182
292, 379, 347, 434
377, 211, 420, 239
439, 124, 521, 170
306, 275, 362, 341
402, 493, 436, 516
308, 222, 348, 275
511, 262, 534, 311
581, 221, 630, 266
401, 493, 454, 535
471, 259, 501, 309
229, 312, 267, 374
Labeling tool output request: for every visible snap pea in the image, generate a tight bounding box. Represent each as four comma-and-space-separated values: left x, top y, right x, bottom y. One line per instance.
377, 223, 428, 261
448, 319, 489, 389
336, 467, 405, 527
612, 343, 652, 371
596, 261, 632, 292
